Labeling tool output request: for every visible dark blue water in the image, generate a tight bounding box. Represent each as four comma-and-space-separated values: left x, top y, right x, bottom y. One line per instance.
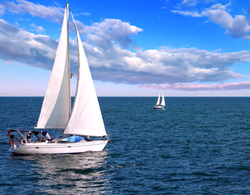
0, 97, 250, 194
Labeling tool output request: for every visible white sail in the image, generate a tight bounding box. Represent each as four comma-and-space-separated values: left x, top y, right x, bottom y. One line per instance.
161, 90, 165, 106
64, 13, 107, 136
35, 5, 71, 129
156, 93, 161, 105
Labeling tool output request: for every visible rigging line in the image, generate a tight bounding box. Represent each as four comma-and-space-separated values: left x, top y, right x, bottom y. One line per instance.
56, 128, 69, 137
22, 97, 33, 129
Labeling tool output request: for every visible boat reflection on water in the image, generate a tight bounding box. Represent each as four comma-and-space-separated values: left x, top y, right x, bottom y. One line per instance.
10, 151, 110, 194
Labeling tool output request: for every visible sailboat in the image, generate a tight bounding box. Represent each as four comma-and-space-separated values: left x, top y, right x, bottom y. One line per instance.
153, 87, 165, 109
7, 3, 109, 154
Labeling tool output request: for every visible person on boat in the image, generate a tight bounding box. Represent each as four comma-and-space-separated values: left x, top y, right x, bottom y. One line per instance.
9, 135, 14, 145
25, 131, 31, 143
42, 131, 52, 140
85, 135, 90, 141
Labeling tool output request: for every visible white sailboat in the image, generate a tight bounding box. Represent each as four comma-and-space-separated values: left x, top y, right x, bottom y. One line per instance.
153, 87, 165, 109
8, 3, 109, 154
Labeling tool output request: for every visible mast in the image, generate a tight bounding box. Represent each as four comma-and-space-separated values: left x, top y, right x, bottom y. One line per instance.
66, 2, 71, 115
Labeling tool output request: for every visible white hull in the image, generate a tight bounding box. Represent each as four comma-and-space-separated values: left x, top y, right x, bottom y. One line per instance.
153, 105, 165, 109
10, 140, 108, 155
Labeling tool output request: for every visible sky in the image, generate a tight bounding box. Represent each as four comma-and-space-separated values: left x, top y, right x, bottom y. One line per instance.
0, 0, 250, 97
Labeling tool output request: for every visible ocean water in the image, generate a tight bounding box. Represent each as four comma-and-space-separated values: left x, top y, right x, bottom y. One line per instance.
0, 97, 250, 194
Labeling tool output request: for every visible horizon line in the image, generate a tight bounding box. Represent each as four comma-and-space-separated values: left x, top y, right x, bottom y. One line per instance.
0, 95, 249, 98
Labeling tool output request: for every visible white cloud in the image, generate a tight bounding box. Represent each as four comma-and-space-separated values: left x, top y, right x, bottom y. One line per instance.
5, 0, 64, 23
181, 0, 198, 7
172, 2, 250, 39
0, 19, 55, 69
171, 10, 200, 17
202, 4, 233, 28
81, 13, 91, 16
76, 18, 143, 49
31, 23, 45, 33
0, 4, 5, 16
0, 18, 250, 87
225, 15, 250, 39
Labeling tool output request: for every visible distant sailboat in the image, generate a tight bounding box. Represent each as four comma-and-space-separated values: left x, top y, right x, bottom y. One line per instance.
8, 3, 109, 154
153, 87, 165, 109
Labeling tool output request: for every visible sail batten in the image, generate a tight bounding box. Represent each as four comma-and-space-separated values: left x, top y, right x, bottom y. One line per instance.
35, 5, 71, 129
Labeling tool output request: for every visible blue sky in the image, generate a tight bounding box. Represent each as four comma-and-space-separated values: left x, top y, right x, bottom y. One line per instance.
0, 0, 250, 96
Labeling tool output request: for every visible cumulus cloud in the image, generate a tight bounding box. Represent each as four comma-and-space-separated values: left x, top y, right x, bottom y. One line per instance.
30, 23, 44, 33
81, 13, 91, 16
181, 0, 198, 7
0, 4, 5, 16
75, 18, 143, 49
171, 10, 200, 17
0, 19, 56, 69
98, 47, 249, 85
172, 2, 250, 39
1, 17, 249, 90
4, 0, 64, 23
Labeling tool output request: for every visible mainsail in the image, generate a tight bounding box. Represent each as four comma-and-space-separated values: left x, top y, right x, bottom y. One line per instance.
64, 12, 107, 136
161, 90, 165, 106
36, 4, 71, 129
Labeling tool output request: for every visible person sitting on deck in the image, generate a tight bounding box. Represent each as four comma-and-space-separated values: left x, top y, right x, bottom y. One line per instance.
41, 131, 53, 141
9, 135, 14, 145
85, 135, 90, 141
25, 131, 31, 143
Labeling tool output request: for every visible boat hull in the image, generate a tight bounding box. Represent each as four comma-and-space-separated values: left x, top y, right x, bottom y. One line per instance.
153, 106, 165, 110
9, 140, 108, 155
